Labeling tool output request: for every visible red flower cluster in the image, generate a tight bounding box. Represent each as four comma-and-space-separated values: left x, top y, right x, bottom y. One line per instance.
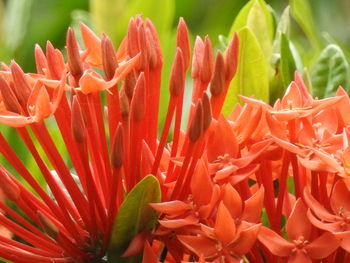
0, 15, 350, 263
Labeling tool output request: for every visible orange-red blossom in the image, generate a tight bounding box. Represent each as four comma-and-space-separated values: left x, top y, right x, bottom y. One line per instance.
0, 15, 350, 263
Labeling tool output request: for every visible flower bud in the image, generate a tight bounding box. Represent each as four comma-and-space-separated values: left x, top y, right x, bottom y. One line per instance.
66, 28, 83, 78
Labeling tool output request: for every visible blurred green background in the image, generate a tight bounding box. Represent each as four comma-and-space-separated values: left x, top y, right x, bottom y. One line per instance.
0, 0, 349, 72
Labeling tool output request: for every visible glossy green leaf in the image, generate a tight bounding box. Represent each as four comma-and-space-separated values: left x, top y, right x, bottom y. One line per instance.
108, 175, 161, 262
229, 0, 274, 61
222, 27, 269, 115
280, 33, 296, 87
311, 44, 349, 98
289, 0, 321, 50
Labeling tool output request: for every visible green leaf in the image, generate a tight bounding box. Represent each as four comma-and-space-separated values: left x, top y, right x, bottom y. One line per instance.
280, 33, 296, 87
222, 27, 269, 115
289, 0, 321, 50
107, 175, 161, 262
272, 6, 290, 54
311, 44, 350, 98
229, 0, 274, 61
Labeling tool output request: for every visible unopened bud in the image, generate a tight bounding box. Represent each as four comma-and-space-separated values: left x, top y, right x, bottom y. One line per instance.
202, 92, 212, 131
145, 19, 163, 68
0, 166, 20, 202
111, 123, 124, 168
1, 62, 10, 71
145, 28, 158, 68
127, 18, 140, 58
46, 41, 63, 80
37, 210, 59, 240
137, 25, 148, 71
210, 51, 225, 96
176, 17, 190, 70
125, 70, 137, 100
130, 73, 146, 122
10, 61, 31, 108
169, 48, 184, 97
66, 28, 83, 78
225, 32, 239, 81
0, 75, 21, 113
71, 96, 86, 143
200, 36, 213, 83
102, 34, 118, 81
119, 86, 130, 120
34, 44, 47, 75
189, 100, 203, 142
191, 36, 204, 79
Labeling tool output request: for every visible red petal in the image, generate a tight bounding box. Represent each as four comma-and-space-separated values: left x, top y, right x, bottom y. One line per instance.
177, 235, 217, 258
207, 116, 238, 161
142, 241, 159, 263
231, 223, 261, 255
286, 199, 311, 241
222, 183, 242, 220
304, 189, 336, 222
158, 215, 198, 229
288, 250, 311, 263
340, 235, 350, 253
149, 201, 191, 215
242, 186, 264, 223
330, 179, 350, 215
306, 232, 340, 259
214, 202, 237, 246
258, 226, 294, 257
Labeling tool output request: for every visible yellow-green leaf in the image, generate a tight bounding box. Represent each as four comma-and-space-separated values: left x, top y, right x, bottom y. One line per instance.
289, 0, 321, 50
222, 27, 269, 115
229, 0, 274, 62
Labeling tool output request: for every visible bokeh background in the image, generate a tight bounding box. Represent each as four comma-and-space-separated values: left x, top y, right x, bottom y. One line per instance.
0, 0, 349, 72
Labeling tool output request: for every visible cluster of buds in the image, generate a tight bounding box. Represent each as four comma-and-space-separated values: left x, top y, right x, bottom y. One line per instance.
1, 14, 350, 263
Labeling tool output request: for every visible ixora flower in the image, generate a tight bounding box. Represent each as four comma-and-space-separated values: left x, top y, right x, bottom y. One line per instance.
2, 14, 350, 263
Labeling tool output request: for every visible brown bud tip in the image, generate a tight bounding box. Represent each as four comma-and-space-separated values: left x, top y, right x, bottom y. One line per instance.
0, 166, 20, 202
125, 70, 137, 100
189, 100, 203, 142
111, 123, 124, 168
202, 92, 212, 131
67, 28, 83, 78
71, 96, 86, 143
102, 34, 118, 80
130, 72, 146, 122
145, 19, 163, 67
169, 48, 185, 97
145, 28, 158, 68
119, 86, 130, 120
10, 61, 31, 108
210, 51, 226, 96
200, 36, 213, 83
176, 17, 191, 70
34, 44, 47, 75
37, 211, 59, 240
225, 32, 239, 81
0, 75, 21, 113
